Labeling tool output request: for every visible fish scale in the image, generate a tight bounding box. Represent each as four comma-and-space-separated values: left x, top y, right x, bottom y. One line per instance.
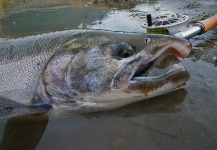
0, 30, 82, 105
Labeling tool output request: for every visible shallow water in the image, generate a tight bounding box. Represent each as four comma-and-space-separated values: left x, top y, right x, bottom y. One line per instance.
0, 0, 217, 149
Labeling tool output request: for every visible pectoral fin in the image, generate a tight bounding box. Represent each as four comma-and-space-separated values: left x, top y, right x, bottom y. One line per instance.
0, 98, 52, 119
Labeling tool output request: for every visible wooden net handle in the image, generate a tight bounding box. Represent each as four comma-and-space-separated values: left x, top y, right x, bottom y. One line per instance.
196, 14, 217, 32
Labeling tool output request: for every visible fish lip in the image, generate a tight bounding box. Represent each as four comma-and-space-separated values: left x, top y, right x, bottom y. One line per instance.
111, 42, 192, 90
131, 63, 187, 82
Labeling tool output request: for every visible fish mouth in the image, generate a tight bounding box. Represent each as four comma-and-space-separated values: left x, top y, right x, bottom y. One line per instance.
111, 42, 191, 89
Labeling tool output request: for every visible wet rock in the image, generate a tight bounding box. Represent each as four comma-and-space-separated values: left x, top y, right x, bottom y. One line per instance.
183, 2, 200, 8
190, 10, 217, 22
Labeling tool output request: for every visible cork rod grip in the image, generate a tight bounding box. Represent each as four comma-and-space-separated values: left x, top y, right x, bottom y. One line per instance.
196, 14, 217, 32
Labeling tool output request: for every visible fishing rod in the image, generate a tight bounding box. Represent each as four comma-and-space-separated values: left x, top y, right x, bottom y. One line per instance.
174, 14, 217, 39
142, 14, 217, 39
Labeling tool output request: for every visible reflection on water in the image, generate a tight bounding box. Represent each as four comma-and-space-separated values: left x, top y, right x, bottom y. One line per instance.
83, 89, 187, 118
0, 0, 3, 36
0, 0, 162, 37
0, 89, 185, 150
0, 115, 48, 150
0, 3, 108, 36
0, 0, 3, 19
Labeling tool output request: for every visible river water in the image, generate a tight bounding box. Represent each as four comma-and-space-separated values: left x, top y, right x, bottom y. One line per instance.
0, 0, 217, 149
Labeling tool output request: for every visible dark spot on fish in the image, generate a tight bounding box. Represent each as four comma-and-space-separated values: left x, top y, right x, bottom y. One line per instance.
37, 62, 41, 67
124, 89, 131, 93
7, 46, 15, 60
0, 106, 14, 115
140, 82, 164, 96
170, 72, 190, 83
128, 81, 165, 96
50, 37, 60, 43
5, 106, 14, 112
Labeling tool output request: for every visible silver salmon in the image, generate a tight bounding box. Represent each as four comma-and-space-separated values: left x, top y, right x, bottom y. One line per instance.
0, 30, 191, 116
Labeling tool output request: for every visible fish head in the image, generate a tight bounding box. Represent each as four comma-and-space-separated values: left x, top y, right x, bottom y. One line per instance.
39, 31, 191, 113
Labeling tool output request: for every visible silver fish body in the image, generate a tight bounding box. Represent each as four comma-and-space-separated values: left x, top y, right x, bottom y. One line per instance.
0, 30, 192, 115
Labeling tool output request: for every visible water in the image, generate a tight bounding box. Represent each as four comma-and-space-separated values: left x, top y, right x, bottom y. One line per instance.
0, 0, 217, 149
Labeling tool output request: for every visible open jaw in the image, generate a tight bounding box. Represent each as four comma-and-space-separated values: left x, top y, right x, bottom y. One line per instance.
111, 43, 191, 90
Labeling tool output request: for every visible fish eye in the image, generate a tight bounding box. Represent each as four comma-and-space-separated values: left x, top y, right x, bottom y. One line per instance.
114, 43, 135, 58
122, 52, 131, 58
